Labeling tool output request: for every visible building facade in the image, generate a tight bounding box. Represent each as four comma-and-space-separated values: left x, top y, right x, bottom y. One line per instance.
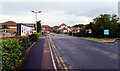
42, 25, 53, 32
59, 23, 71, 33
0, 21, 35, 32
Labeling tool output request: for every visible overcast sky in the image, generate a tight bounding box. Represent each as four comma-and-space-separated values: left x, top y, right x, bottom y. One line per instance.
0, 0, 119, 26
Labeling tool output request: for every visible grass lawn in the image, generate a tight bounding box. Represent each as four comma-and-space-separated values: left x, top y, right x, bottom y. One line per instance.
81, 37, 115, 41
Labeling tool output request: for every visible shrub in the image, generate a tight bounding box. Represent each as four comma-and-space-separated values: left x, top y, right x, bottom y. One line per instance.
73, 32, 81, 37
2, 39, 22, 70
29, 33, 39, 42
80, 28, 85, 37
76, 32, 81, 37
19, 36, 30, 55
56, 30, 60, 34
68, 31, 72, 35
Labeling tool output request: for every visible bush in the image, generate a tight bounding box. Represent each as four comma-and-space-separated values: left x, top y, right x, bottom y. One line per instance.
2, 39, 22, 70
68, 31, 72, 35
56, 30, 60, 34
19, 36, 30, 55
80, 28, 85, 37
73, 32, 81, 37
29, 33, 39, 42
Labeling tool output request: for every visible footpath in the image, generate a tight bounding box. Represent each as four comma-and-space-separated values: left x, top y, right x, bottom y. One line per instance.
21, 34, 54, 71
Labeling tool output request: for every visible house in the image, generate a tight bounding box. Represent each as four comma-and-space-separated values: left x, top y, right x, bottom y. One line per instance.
59, 23, 71, 33
70, 27, 81, 32
0, 21, 23, 32
70, 25, 87, 32
42, 25, 53, 32
0, 21, 35, 32
52, 26, 59, 32
52, 26, 59, 30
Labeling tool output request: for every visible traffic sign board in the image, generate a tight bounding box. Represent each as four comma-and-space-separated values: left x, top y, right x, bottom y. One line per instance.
104, 29, 109, 35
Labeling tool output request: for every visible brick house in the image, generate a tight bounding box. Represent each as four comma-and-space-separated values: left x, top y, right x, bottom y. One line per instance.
0, 21, 23, 32
0, 21, 35, 32
59, 23, 71, 33
42, 25, 53, 32
70, 25, 87, 32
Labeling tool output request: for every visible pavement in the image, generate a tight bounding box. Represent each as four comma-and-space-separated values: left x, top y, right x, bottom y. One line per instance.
21, 34, 54, 71
49, 33, 119, 70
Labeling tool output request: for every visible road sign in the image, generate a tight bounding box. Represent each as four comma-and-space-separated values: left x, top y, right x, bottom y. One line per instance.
104, 29, 109, 35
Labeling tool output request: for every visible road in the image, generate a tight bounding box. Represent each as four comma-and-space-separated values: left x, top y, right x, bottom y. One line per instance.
49, 33, 118, 70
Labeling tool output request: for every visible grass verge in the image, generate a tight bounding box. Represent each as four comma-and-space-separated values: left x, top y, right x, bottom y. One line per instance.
81, 37, 115, 41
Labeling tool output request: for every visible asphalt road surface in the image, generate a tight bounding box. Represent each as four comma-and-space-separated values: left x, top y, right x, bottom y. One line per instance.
49, 33, 118, 70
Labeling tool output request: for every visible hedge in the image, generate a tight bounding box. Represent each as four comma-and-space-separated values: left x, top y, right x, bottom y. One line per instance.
29, 33, 39, 42
55, 30, 60, 34
2, 39, 22, 70
73, 32, 81, 37
2, 33, 39, 70
68, 31, 72, 35
2, 36, 31, 70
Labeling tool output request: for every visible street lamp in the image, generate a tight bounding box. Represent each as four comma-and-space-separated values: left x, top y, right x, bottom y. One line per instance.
31, 11, 41, 32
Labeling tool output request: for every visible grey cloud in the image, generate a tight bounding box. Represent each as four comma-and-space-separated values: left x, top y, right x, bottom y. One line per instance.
1, 2, 118, 25
1, 2, 65, 16
64, 2, 117, 18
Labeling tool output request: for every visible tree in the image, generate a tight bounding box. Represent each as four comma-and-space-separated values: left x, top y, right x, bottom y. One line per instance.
72, 24, 84, 27
80, 14, 120, 38
118, 23, 120, 38
37, 20, 42, 33
2, 24, 9, 29
90, 14, 119, 38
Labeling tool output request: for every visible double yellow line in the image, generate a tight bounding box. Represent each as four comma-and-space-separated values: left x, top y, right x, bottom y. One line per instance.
47, 34, 68, 71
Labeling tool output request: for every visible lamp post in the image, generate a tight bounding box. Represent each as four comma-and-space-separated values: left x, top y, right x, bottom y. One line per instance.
31, 11, 41, 32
